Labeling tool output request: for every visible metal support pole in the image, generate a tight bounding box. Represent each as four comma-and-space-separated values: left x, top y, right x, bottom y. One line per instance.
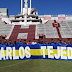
30, 0, 31, 9
21, 0, 23, 14
24, 0, 28, 25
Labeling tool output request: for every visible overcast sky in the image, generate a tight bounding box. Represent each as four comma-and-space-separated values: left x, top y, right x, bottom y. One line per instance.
0, 0, 72, 15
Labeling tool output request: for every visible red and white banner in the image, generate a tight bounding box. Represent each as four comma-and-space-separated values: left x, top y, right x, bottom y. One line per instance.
44, 17, 51, 20
58, 17, 66, 20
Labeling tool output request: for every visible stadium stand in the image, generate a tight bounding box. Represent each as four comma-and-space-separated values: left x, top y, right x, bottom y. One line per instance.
36, 23, 59, 38
57, 20, 72, 38
0, 20, 72, 43
0, 21, 14, 39
9, 25, 36, 40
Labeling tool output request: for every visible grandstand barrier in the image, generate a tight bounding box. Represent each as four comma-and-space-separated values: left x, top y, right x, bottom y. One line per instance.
0, 44, 72, 61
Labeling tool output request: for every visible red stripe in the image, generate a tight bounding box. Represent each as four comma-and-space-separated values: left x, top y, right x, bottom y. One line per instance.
56, 27, 62, 39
